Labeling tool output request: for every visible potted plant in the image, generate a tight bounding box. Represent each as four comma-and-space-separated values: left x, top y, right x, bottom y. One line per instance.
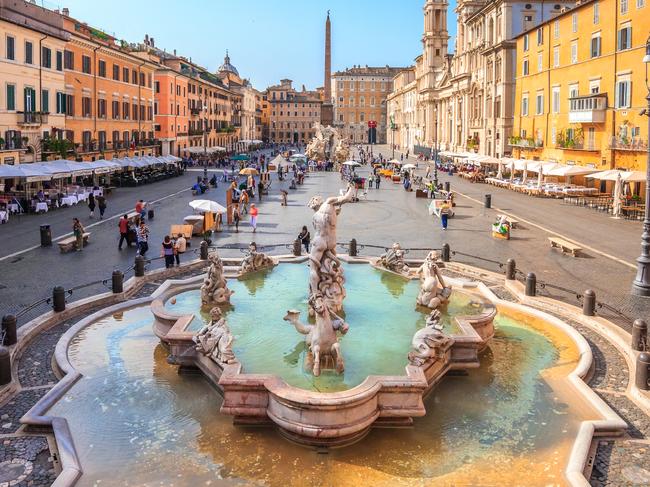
0, 137, 5, 150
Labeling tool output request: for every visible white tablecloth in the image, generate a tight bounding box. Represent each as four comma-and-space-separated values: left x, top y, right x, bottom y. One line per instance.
0, 210, 7, 222
76, 192, 88, 202
35, 202, 48, 213
93, 188, 104, 197
7, 203, 19, 213
61, 195, 78, 206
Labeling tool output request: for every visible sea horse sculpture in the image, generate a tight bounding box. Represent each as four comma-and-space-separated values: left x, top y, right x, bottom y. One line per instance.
240, 242, 275, 275
416, 250, 452, 309
408, 310, 454, 367
200, 251, 233, 306
378, 242, 410, 275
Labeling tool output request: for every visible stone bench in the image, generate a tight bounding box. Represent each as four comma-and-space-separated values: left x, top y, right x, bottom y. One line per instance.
548, 236, 582, 257
58, 232, 91, 253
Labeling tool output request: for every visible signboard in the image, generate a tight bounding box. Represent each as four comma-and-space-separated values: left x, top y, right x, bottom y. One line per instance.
368, 120, 377, 128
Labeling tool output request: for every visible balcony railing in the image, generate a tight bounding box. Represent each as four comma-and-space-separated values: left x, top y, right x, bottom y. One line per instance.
609, 136, 648, 152
17, 111, 48, 125
556, 142, 598, 151
509, 138, 543, 149
190, 107, 202, 116
188, 128, 205, 136
568, 94, 607, 123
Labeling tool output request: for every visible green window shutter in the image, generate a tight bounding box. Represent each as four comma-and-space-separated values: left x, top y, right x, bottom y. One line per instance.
7, 85, 15, 110
42, 90, 49, 113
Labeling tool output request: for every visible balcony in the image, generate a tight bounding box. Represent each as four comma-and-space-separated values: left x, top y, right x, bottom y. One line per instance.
17, 111, 48, 126
190, 107, 202, 116
508, 137, 543, 149
568, 94, 607, 124
188, 128, 205, 137
609, 136, 648, 152
137, 139, 159, 148
556, 142, 598, 151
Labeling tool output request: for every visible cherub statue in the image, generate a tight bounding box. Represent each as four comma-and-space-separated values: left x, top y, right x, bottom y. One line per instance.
200, 251, 234, 306
240, 242, 275, 275
408, 310, 454, 367
378, 243, 410, 275
416, 250, 452, 309
193, 307, 237, 365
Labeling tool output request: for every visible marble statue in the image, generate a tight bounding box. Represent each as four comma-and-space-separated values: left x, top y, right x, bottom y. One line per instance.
378, 243, 410, 275
416, 251, 452, 309
408, 310, 454, 367
283, 293, 349, 376
306, 122, 339, 162
333, 138, 351, 163
307, 184, 355, 314
193, 307, 237, 365
200, 251, 233, 306
240, 242, 275, 275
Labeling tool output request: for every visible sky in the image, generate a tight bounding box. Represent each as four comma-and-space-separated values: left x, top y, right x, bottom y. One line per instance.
51, 0, 457, 90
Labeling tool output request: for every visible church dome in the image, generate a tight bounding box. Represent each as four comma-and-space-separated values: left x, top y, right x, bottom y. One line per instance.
218, 50, 239, 76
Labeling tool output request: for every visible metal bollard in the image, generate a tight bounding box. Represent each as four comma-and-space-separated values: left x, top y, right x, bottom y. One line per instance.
505, 259, 516, 280
1, 315, 17, 346
0, 346, 10, 385
632, 319, 648, 351
636, 352, 650, 391
112, 270, 124, 294
52, 286, 66, 312
525, 273, 536, 297
349, 238, 358, 257
293, 239, 302, 257
441, 243, 450, 262
134, 256, 145, 277
582, 290, 596, 316
444, 181, 450, 193
40, 224, 52, 246
200, 241, 209, 260
484, 194, 492, 209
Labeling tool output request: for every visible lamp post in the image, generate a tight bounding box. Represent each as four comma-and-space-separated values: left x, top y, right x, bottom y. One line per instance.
632, 35, 650, 296
203, 104, 208, 178
433, 102, 439, 187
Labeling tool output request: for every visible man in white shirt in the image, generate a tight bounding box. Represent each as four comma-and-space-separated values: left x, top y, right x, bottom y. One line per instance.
174, 233, 187, 266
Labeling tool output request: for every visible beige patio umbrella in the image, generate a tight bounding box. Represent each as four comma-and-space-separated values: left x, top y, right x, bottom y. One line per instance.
509, 160, 515, 182
496, 161, 503, 179
521, 160, 528, 184
612, 172, 623, 217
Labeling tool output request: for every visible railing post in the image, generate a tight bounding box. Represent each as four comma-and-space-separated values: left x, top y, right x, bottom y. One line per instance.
582, 290, 596, 316
0, 346, 10, 385
441, 243, 450, 262
525, 273, 536, 297
1, 315, 17, 346
636, 352, 650, 391
112, 270, 124, 294
200, 241, 209, 260
293, 239, 302, 257
632, 319, 648, 351
52, 286, 66, 312
505, 258, 516, 280
134, 256, 145, 277
444, 181, 450, 193
349, 238, 358, 257
484, 194, 492, 209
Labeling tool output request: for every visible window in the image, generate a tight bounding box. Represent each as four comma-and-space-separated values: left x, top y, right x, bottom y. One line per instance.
593, 2, 600, 23
551, 127, 557, 145
65, 95, 74, 116
82, 97, 92, 117
552, 87, 560, 113
571, 13, 578, 32
56, 92, 66, 114
82, 55, 91, 74
41, 89, 49, 113
25, 41, 33, 64
98, 60, 106, 77
523, 34, 529, 51
56, 50, 62, 71
521, 95, 529, 116
537, 53, 543, 72
571, 41, 578, 63
123, 67, 129, 83
554, 20, 560, 38
536, 92, 544, 115
132, 70, 137, 85
618, 26, 632, 50
122, 102, 130, 119
41, 47, 51, 68
112, 64, 120, 80
64, 50, 74, 70
6, 35, 15, 60
615, 79, 631, 108
553, 46, 560, 67
638, 0, 645, 8
537, 28, 543, 45
97, 99, 106, 118
522, 59, 529, 75
590, 80, 601, 93
6, 84, 15, 110
591, 35, 601, 58
24, 87, 35, 112
621, 0, 628, 13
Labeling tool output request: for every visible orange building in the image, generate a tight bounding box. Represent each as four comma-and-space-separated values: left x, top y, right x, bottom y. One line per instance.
153, 66, 189, 157
60, 10, 157, 161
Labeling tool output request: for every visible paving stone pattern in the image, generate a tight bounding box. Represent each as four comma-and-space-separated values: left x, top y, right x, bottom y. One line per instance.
0, 388, 48, 434
0, 436, 56, 487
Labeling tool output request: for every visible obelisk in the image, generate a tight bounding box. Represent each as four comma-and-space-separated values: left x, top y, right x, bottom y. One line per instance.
321, 10, 334, 127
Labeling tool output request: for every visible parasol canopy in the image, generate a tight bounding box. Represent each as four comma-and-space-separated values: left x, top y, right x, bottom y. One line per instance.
342, 161, 361, 167
189, 200, 227, 214
402, 163, 417, 170
239, 167, 259, 176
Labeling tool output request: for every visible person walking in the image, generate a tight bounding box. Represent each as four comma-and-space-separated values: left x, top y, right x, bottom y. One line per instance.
425, 165, 431, 179
174, 233, 186, 266
280, 189, 288, 206
233, 204, 241, 233
240, 189, 249, 215
73, 218, 85, 251
88, 193, 96, 218
298, 225, 310, 253
375, 174, 381, 189
136, 220, 150, 256
249, 203, 258, 233
257, 179, 264, 202
161, 235, 175, 268
97, 195, 107, 219
118, 214, 129, 250
136, 199, 146, 222
440, 200, 451, 231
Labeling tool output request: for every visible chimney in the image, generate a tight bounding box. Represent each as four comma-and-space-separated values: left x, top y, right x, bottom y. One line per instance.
62, 7, 69, 16
173, 49, 177, 56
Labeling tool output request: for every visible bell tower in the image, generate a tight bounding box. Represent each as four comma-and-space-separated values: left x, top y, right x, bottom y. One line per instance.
422, 0, 448, 70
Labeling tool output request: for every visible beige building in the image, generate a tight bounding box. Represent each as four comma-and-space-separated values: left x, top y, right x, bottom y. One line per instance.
386, 68, 417, 151
331, 65, 403, 144
267, 79, 322, 144
0, 0, 68, 164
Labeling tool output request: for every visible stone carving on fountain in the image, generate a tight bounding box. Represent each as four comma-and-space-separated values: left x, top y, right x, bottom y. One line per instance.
416, 251, 452, 309
239, 242, 275, 275
408, 310, 454, 367
333, 138, 351, 163
306, 122, 340, 163
377, 243, 411, 276
200, 251, 233, 306
193, 307, 237, 365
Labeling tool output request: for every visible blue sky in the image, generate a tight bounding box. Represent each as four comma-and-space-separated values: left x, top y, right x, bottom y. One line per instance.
55, 0, 457, 90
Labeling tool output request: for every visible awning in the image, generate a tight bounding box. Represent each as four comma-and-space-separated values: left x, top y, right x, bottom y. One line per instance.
547, 165, 598, 177
187, 146, 226, 154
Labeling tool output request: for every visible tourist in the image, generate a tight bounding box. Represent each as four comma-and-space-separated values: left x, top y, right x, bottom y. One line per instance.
257, 179, 264, 201
440, 200, 451, 231
118, 214, 129, 250
368, 173, 374, 189
281, 189, 288, 206
136, 199, 146, 221
174, 233, 186, 266
161, 235, 175, 268
298, 225, 310, 253
240, 189, 250, 215
249, 203, 258, 233
233, 204, 241, 233
88, 192, 96, 218
97, 195, 107, 219
73, 218, 85, 251
425, 165, 431, 179
136, 220, 150, 256
375, 175, 381, 189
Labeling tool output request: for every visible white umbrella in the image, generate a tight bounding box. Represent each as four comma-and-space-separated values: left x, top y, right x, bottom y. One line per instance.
389, 159, 402, 165
622, 171, 646, 182
402, 163, 417, 170
548, 165, 598, 177
342, 161, 361, 167
521, 161, 528, 184
613, 172, 623, 217
586, 169, 624, 181
509, 160, 515, 182
189, 200, 227, 214
496, 160, 503, 179
537, 165, 544, 188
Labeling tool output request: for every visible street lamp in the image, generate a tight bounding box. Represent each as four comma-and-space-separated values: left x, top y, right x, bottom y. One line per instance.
203, 104, 208, 178
632, 35, 650, 296
433, 102, 439, 187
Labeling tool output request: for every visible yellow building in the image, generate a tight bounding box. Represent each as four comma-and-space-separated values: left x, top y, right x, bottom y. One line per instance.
512, 0, 649, 173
